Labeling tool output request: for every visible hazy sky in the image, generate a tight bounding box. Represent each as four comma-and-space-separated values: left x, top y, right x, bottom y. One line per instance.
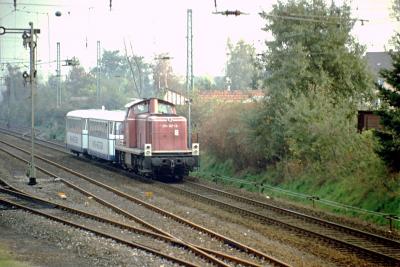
0, 0, 398, 78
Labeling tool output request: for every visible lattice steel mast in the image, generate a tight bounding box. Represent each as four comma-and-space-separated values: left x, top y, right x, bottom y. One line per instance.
186, 9, 193, 147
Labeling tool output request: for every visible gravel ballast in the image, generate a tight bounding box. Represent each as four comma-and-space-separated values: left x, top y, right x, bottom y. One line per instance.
0, 132, 390, 266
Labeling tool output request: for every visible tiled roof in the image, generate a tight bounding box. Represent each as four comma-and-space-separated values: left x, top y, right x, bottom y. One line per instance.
198, 90, 265, 102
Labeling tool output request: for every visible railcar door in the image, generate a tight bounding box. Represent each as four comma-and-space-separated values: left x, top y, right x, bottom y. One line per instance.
82, 118, 88, 153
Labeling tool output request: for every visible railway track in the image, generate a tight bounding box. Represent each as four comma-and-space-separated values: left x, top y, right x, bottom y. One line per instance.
2, 128, 399, 265
0, 180, 206, 267
160, 181, 400, 266
0, 126, 65, 153
0, 138, 290, 267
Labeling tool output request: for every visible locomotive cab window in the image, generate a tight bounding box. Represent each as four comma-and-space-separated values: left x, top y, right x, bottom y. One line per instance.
133, 102, 149, 114
158, 103, 174, 114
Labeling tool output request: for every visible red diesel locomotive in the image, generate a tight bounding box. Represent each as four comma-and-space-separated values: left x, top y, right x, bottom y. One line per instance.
115, 98, 199, 180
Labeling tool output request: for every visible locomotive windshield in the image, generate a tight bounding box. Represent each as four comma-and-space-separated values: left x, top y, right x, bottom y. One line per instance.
158, 103, 174, 114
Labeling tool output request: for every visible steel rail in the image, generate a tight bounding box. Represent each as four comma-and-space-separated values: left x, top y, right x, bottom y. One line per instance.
0, 194, 199, 267
159, 182, 400, 265
0, 182, 258, 267
0, 126, 65, 151
2, 126, 399, 264
0, 145, 236, 267
0, 141, 288, 267
187, 180, 400, 247
3, 128, 398, 264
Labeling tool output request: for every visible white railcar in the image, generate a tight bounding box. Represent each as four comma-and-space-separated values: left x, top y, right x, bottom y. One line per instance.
87, 110, 126, 161
66, 110, 100, 154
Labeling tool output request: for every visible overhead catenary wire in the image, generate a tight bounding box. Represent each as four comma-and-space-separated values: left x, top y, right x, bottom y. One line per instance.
261, 13, 369, 25
0, 10, 14, 20
0, 1, 68, 7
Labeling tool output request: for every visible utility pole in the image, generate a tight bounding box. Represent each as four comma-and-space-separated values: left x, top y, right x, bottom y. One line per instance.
6, 77, 10, 128
96, 40, 101, 105
186, 9, 193, 147
28, 22, 37, 185
56, 42, 61, 107
0, 23, 40, 185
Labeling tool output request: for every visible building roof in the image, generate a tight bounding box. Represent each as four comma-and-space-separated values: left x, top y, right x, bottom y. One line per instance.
365, 52, 393, 78
198, 90, 265, 102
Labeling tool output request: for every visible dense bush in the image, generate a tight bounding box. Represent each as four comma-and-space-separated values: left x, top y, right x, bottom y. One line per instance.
197, 101, 264, 171
280, 91, 387, 184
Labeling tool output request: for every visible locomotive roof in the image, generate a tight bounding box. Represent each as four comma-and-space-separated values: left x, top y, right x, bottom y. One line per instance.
66, 109, 126, 121
124, 98, 175, 109
124, 98, 144, 108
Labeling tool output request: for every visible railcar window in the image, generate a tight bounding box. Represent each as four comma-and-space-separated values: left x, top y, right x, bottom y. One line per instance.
67, 118, 82, 134
89, 120, 107, 138
158, 103, 174, 114
109, 122, 114, 135
116, 122, 123, 135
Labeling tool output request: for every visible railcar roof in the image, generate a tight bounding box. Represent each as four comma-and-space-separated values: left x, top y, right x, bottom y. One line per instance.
66, 109, 126, 121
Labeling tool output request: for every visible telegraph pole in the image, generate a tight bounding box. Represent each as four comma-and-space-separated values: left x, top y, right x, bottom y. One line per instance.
28, 22, 37, 185
0, 23, 40, 185
96, 40, 101, 105
56, 42, 61, 107
186, 9, 193, 147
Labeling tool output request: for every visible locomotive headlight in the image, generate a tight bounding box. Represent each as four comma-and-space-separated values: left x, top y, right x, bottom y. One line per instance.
144, 144, 152, 157
192, 143, 199, 156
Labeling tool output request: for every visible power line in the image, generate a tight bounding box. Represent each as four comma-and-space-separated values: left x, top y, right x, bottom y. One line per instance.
262, 13, 369, 25
14, 8, 48, 15
0, 10, 14, 20
0, 1, 67, 7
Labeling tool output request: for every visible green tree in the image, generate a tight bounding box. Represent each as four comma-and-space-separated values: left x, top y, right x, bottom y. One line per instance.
393, 0, 400, 21
226, 39, 260, 90
252, 0, 373, 164
259, 0, 372, 102
152, 54, 183, 97
100, 50, 129, 79
1, 64, 30, 126
374, 34, 400, 171
194, 76, 214, 90
64, 65, 96, 108
96, 50, 153, 100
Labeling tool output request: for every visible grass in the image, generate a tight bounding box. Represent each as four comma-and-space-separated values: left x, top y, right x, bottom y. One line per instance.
194, 153, 400, 229
0, 245, 30, 267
